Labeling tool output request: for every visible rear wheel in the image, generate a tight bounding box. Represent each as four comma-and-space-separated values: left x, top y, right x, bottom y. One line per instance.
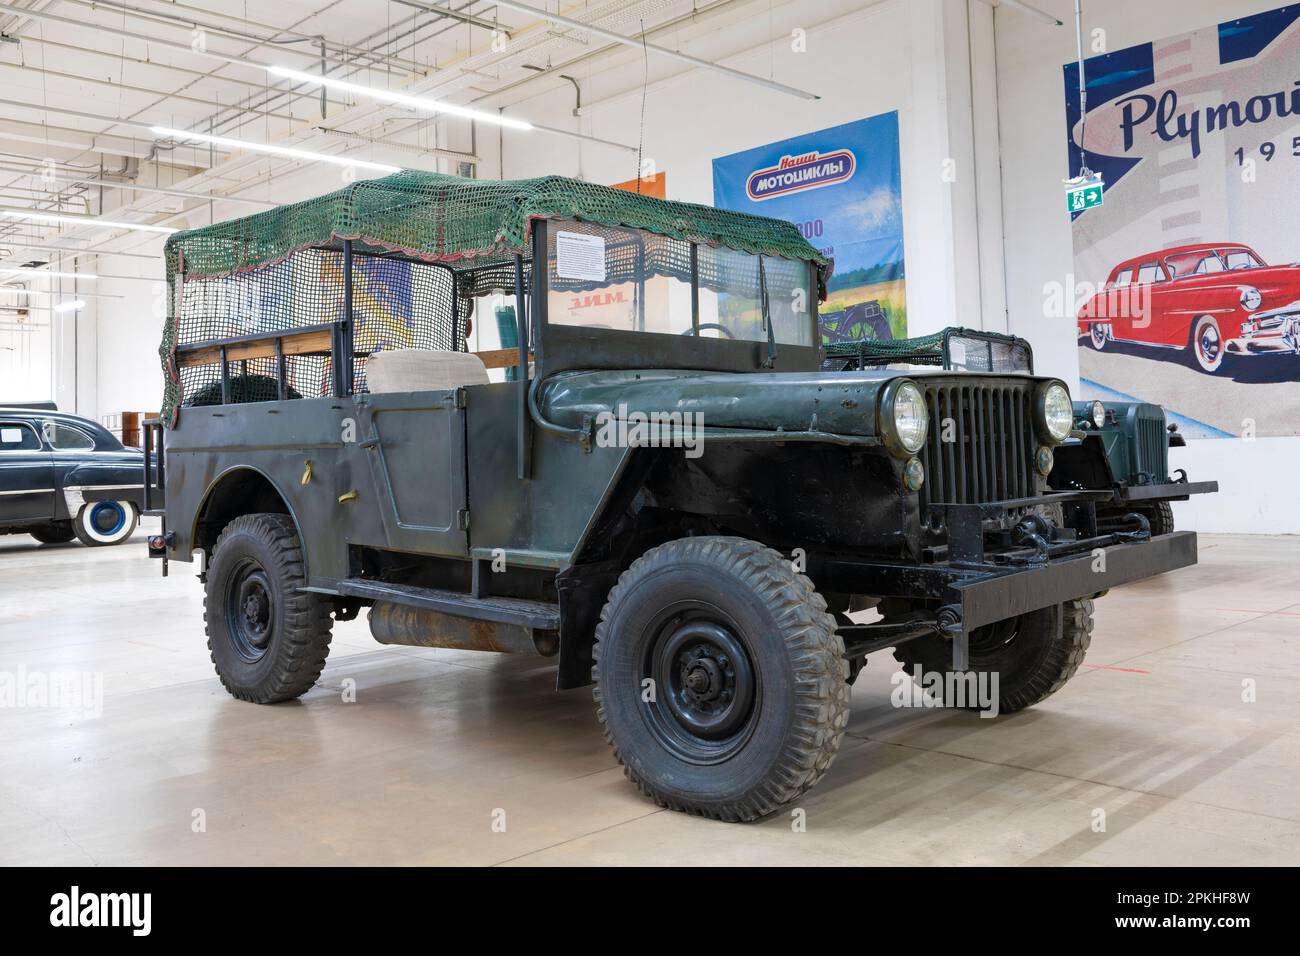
30, 521, 75, 544
892, 599, 1093, 714
73, 500, 138, 546
593, 536, 849, 821
205, 513, 333, 704
1088, 323, 1110, 350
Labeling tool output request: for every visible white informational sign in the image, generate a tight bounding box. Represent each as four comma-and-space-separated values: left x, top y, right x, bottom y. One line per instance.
556, 231, 606, 282
1, 427, 24, 444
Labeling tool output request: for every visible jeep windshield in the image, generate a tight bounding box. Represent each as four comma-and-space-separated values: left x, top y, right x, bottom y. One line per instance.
543, 219, 815, 348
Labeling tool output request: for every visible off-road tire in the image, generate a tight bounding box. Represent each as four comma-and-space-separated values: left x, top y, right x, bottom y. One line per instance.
593, 536, 850, 822
30, 522, 75, 544
1141, 501, 1175, 536
205, 513, 332, 704
891, 599, 1093, 714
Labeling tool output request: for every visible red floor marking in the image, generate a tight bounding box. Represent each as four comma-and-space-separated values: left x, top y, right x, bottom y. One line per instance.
1081, 663, 1150, 674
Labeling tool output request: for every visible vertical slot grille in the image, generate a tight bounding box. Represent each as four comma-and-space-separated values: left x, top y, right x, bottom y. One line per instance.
917, 381, 1036, 523
1133, 406, 1169, 483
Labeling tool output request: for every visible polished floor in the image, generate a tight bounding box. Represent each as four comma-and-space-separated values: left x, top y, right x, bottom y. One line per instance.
1, 524, 1297, 866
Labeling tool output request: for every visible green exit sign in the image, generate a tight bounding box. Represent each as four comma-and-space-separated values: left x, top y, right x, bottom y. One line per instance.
1067, 182, 1104, 212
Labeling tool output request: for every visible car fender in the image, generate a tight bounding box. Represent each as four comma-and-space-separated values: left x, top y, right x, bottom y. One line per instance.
58, 460, 145, 520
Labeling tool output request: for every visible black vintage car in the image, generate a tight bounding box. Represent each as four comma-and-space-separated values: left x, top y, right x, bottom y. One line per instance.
0, 407, 145, 546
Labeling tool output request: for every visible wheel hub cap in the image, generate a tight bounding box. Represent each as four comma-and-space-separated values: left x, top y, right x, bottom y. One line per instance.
649, 618, 757, 753
228, 563, 274, 659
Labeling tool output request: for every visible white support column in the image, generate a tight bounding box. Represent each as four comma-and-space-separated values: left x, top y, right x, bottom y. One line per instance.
901, 0, 1006, 336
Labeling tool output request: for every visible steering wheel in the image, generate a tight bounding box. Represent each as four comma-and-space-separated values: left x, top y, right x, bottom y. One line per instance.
680, 322, 735, 339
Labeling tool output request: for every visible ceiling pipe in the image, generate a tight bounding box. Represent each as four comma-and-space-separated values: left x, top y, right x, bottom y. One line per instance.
59, 0, 429, 75
0, 164, 277, 208
464, 0, 819, 100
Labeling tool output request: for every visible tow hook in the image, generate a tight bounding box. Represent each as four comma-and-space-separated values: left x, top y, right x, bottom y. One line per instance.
1116, 511, 1151, 541
1013, 513, 1053, 563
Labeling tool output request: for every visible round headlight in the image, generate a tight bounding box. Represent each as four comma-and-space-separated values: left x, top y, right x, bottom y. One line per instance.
886, 380, 929, 456
1040, 382, 1073, 443
1090, 400, 1106, 429
1240, 286, 1262, 312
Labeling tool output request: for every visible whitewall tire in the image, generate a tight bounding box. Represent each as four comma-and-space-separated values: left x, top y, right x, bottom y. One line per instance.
1189, 315, 1225, 373
74, 500, 139, 547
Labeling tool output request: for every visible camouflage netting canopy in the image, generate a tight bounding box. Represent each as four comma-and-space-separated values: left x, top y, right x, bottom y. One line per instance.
824, 330, 947, 363
161, 171, 829, 426
164, 170, 829, 286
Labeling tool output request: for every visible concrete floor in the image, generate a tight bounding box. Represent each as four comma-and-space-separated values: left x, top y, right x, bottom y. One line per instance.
1, 524, 1298, 866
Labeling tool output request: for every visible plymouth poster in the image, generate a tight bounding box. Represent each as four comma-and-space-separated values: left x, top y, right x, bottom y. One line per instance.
1066, 4, 1300, 437
712, 113, 907, 343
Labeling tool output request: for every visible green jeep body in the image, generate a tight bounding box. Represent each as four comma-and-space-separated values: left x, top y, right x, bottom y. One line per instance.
143, 173, 1209, 821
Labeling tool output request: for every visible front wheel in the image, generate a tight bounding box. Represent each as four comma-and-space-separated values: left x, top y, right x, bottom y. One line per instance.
593, 536, 849, 821
1088, 322, 1110, 350
892, 599, 1093, 714
205, 513, 333, 703
1189, 315, 1226, 373
73, 500, 138, 546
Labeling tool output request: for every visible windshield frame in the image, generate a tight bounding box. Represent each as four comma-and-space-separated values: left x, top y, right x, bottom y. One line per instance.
530, 219, 824, 377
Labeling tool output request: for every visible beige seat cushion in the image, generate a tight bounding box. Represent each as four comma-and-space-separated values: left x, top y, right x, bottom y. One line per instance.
366, 349, 489, 393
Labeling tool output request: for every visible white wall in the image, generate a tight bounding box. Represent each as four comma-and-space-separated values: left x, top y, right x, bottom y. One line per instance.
492, 0, 1002, 337
994, 0, 1300, 534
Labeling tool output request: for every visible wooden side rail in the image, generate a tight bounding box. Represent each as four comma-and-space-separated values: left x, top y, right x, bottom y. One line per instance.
175, 324, 335, 368
475, 347, 535, 370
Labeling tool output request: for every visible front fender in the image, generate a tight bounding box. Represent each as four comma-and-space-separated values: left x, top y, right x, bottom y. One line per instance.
536, 368, 895, 439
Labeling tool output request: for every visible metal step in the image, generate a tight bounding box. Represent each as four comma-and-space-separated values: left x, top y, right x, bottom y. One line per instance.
334, 579, 560, 630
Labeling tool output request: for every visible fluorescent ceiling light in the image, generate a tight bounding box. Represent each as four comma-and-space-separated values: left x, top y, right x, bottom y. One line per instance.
1, 210, 177, 234
0, 286, 48, 295
53, 300, 86, 313
267, 66, 534, 131
0, 268, 96, 280
151, 126, 403, 173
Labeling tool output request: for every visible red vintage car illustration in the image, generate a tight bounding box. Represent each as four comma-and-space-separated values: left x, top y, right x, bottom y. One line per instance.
1077, 242, 1300, 373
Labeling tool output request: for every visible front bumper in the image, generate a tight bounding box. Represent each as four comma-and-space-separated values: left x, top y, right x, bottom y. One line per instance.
811, 490, 1200, 669
1226, 306, 1300, 355
953, 529, 1196, 632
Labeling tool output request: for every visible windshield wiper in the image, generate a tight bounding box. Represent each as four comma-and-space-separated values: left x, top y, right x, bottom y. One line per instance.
759, 254, 776, 369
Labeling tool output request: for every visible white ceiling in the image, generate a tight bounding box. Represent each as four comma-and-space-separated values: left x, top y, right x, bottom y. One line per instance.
0, 0, 796, 273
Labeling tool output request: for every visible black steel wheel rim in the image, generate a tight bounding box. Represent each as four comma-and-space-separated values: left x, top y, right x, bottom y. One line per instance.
641, 602, 759, 764
225, 558, 275, 663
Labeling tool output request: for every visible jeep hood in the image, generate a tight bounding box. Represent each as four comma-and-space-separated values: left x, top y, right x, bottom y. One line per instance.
536, 368, 1044, 439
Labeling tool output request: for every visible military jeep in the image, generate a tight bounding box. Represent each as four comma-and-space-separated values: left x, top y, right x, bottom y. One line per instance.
144, 172, 1205, 821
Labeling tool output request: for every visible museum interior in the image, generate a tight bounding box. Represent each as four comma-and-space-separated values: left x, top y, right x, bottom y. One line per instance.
0, 0, 1295, 879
